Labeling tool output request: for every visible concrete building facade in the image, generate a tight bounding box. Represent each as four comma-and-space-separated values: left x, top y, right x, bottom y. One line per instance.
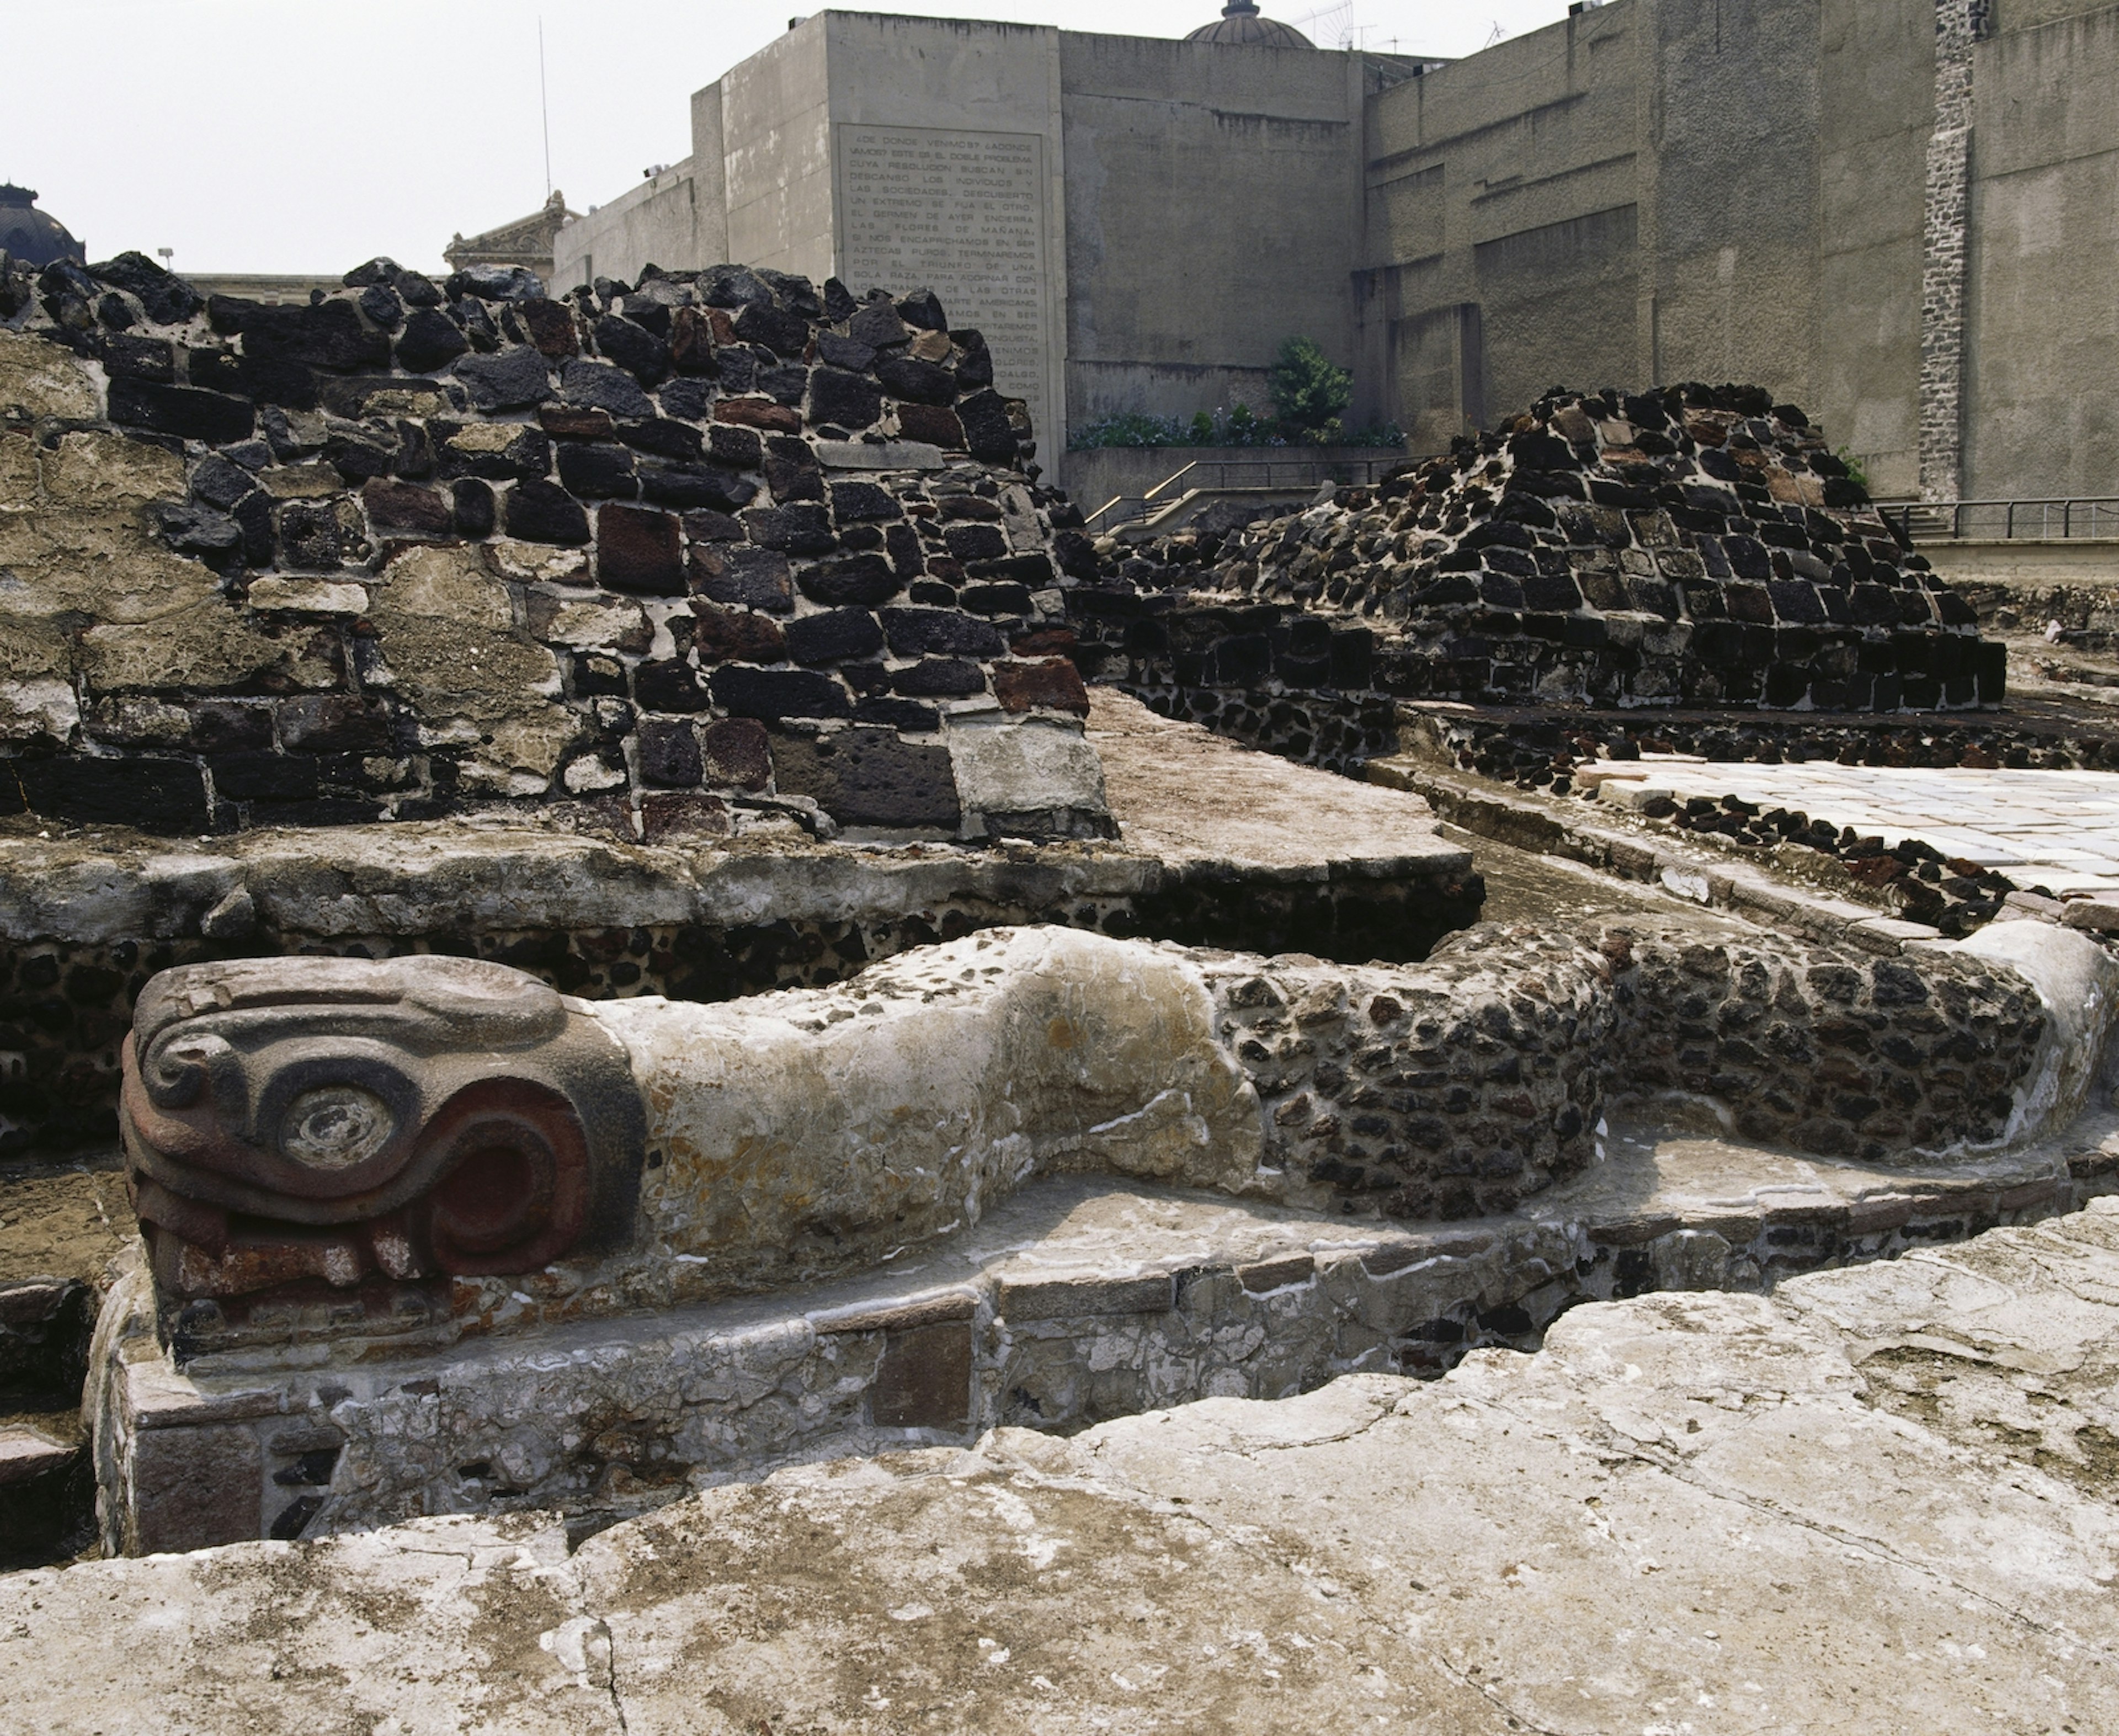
550, 1, 2119, 504
1359, 0, 2119, 503
550, 12, 1422, 470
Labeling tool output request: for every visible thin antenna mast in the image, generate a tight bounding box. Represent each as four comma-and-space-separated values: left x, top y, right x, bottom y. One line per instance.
539, 18, 553, 198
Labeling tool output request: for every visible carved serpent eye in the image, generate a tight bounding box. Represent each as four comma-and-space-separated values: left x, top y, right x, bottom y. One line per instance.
278, 1085, 398, 1171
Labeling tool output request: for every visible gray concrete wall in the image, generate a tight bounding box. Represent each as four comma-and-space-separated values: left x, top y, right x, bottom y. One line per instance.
535, 14, 1385, 461
1812, 0, 1933, 500
1992, 0, 2115, 25
1056, 34, 1371, 438
1919, 538, 2119, 590
1637, 0, 1822, 402
1359, 0, 2118, 498
551, 165, 709, 292
542, 2, 2119, 506
1357, 6, 1644, 454
1963, 3, 2119, 500
690, 81, 732, 267
1359, 0, 1910, 473
823, 13, 1069, 452
722, 17, 836, 282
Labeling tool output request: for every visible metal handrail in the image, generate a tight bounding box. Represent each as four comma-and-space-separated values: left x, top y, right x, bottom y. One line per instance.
1079, 454, 1399, 534
1154, 456, 1399, 493
1083, 493, 1149, 534
1142, 461, 1199, 503
1881, 497, 2119, 541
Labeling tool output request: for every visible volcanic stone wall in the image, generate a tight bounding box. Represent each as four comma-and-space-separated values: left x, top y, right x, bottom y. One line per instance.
1071, 384, 2007, 765
1207, 918, 2048, 1221
1204, 926, 1614, 1223
0, 250, 1106, 839
1606, 924, 2046, 1164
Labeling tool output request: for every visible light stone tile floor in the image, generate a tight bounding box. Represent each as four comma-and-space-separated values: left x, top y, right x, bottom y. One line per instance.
1615, 756, 2119, 892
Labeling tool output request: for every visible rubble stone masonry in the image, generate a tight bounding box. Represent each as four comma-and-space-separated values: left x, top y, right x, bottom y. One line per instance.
1919, 0, 1985, 502
1072, 384, 2006, 762
0, 251, 1106, 842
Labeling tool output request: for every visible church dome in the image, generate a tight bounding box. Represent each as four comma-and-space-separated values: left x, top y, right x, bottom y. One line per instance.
0, 185, 83, 269
1186, 0, 1314, 47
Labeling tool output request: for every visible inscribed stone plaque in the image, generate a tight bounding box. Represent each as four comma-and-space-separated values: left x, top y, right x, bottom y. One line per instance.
838, 125, 1052, 443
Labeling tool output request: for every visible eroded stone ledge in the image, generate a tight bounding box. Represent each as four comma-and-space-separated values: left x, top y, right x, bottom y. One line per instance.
88, 1123, 2119, 1555
113, 915, 2097, 1368
25, 1196, 2119, 1728
81, 903, 2119, 1552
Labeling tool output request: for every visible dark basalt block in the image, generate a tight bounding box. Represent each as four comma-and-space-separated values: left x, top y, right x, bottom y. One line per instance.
708, 665, 852, 721
594, 314, 670, 386
107, 377, 255, 443
208, 296, 392, 372
452, 345, 552, 411
785, 607, 885, 665
770, 725, 961, 830
597, 503, 685, 595
504, 479, 590, 545
797, 554, 901, 608
10, 756, 210, 834
881, 606, 1008, 659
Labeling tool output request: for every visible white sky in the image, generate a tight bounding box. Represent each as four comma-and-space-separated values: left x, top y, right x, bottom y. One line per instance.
2, 0, 1580, 277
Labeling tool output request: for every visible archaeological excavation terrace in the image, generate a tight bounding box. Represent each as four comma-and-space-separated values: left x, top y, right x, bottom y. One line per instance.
3, 238, 2119, 1730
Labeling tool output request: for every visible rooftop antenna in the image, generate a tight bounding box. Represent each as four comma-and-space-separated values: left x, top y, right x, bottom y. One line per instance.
539, 17, 553, 199
1295, 0, 1355, 40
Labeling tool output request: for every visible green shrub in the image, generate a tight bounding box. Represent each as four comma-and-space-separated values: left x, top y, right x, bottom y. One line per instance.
1068, 403, 1285, 450
1266, 336, 1351, 438
1067, 410, 1189, 449
1338, 419, 1405, 448
1067, 406, 1400, 453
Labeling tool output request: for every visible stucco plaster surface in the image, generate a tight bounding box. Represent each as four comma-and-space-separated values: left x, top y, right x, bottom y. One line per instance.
14, 1198, 2119, 1732
89, 1077, 2118, 1548
0, 431, 216, 650
0, 330, 98, 423
945, 715, 1112, 835
1089, 690, 1472, 881
598, 925, 1264, 1290
361, 544, 576, 794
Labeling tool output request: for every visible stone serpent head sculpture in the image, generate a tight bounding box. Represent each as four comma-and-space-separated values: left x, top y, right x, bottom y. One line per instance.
120, 955, 644, 1304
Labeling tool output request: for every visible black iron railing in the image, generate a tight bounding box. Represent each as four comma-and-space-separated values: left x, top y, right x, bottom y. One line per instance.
1880, 498, 2119, 541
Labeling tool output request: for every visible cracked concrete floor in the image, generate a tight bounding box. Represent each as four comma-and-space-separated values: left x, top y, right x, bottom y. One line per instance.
6, 1202, 2118, 1732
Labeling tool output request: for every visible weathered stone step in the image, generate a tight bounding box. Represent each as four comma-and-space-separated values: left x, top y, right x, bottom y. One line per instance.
20, 1198, 2119, 1729
95, 1105, 2117, 1554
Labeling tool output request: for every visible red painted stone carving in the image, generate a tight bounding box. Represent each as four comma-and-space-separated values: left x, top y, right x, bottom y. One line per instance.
120, 955, 643, 1304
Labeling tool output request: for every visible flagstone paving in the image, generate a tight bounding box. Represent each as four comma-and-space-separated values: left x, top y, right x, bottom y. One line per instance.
1599, 757, 2119, 893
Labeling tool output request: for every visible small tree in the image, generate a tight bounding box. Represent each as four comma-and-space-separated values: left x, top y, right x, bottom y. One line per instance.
1266, 336, 1351, 441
